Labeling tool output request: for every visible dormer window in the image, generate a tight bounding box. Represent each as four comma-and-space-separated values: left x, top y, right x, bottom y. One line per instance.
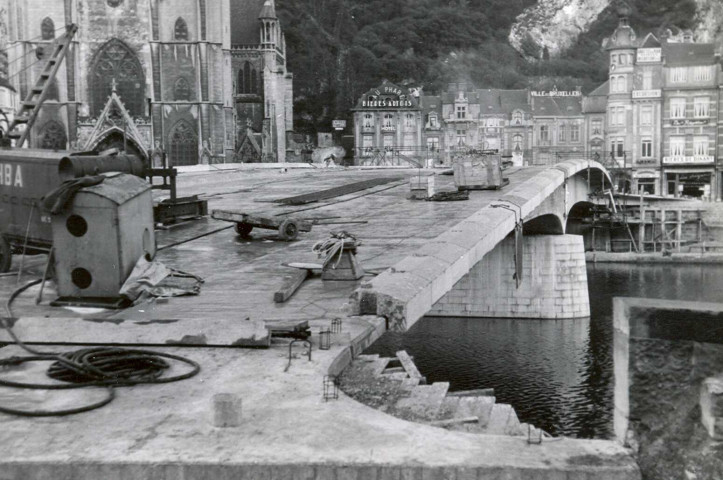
429, 113, 438, 128
456, 105, 466, 119
512, 110, 523, 125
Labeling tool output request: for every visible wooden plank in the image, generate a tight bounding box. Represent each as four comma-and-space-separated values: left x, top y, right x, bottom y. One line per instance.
273, 269, 310, 303
396, 350, 423, 379
428, 416, 479, 427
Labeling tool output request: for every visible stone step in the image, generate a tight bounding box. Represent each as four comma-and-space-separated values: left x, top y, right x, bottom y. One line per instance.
484, 403, 521, 436
455, 396, 496, 427
395, 382, 449, 421
356, 354, 379, 362
447, 388, 495, 397
367, 357, 391, 376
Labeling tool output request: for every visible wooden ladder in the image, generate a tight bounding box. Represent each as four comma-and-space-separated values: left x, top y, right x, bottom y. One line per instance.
6, 24, 77, 148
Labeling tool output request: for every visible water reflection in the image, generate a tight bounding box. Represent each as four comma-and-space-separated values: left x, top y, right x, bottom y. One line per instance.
364, 263, 723, 438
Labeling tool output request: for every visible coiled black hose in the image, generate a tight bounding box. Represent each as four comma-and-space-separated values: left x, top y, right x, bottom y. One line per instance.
0, 279, 200, 417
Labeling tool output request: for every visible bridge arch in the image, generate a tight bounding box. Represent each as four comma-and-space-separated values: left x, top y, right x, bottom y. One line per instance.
523, 214, 564, 235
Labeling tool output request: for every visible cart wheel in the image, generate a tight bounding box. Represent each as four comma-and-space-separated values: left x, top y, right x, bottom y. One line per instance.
278, 219, 299, 241
0, 236, 11, 273
235, 222, 253, 236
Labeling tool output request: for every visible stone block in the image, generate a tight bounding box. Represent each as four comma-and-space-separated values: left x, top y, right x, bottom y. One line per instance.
700, 376, 723, 440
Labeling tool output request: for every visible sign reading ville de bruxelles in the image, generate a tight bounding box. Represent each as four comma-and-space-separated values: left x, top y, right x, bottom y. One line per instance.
530, 90, 581, 97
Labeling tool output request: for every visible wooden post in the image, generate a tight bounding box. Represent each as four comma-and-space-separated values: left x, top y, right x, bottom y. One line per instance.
676, 209, 682, 252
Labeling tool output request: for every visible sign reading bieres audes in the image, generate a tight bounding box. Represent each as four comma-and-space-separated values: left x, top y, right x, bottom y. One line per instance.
362, 86, 414, 108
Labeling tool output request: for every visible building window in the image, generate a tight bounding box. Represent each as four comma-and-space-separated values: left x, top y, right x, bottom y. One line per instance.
638, 178, 656, 195
89, 38, 145, 116
558, 124, 566, 142
694, 97, 710, 118
429, 113, 438, 128
591, 118, 602, 135
427, 137, 439, 151
383, 114, 393, 128
39, 120, 66, 150
609, 106, 625, 126
512, 134, 522, 151
41, 17, 55, 40
670, 67, 687, 83
670, 136, 685, 157
693, 66, 712, 82
168, 120, 198, 166
670, 98, 686, 119
363, 113, 374, 128
611, 54, 617, 65
456, 129, 466, 145
512, 110, 523, 125
405, 113, 415, 128
641, 138, 652, 158
640, 105, 653, 126
174, 77, 191, 101
570, 123, 580, 142
456, 106, 466, 119
539, 125, 549, 142
694, 136, 709, 157
642, 70, 653, 90
611, 75, 626, 93
174, 18, 189, 41
383, 135, 395, 149
362, 135, 373, 151
237, 62, 258, 95
611, 138, 625, 158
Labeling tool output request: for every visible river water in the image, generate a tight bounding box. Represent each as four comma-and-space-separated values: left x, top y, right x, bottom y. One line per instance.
364, 263, 723, 439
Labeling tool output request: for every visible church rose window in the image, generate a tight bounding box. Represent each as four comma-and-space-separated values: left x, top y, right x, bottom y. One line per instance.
174, 18, 189, 41
39, 120, 67, 150
90, 39, 145, 117
41, 17, 55, 40
168, 120, 198, 166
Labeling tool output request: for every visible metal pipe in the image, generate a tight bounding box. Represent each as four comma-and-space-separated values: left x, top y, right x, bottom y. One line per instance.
58, 154, 146, 181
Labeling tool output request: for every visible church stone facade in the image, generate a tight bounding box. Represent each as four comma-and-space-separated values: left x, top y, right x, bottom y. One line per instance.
0, 0, 293, 164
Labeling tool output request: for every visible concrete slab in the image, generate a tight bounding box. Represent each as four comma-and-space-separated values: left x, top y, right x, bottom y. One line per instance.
0, 316, 271, 347
0, 166, 640, 479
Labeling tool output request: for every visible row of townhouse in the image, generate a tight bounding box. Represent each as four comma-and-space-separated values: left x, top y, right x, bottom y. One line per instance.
584, 3, 722, 201
351, 7, 722, 201
351, 80, 587, 168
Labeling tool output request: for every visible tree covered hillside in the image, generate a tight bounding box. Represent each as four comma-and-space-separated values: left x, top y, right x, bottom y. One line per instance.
277, 0, 700, 135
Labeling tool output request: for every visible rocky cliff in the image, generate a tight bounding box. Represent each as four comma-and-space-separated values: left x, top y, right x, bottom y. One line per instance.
510, 0, 723, 59
509, 0, 610, 59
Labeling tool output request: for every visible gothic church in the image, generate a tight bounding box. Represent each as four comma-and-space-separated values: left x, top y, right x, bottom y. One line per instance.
0, 0, 293, 164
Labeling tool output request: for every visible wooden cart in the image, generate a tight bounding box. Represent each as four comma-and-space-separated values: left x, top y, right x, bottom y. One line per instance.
211, 210, 313, 241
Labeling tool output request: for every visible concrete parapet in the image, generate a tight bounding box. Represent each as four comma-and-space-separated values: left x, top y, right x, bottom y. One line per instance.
613, 297, 723, 479
429, 234, 589, 319
355, 160, 607, 330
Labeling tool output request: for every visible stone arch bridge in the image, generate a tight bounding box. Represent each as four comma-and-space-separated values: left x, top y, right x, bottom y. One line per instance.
354, 159, 613, 331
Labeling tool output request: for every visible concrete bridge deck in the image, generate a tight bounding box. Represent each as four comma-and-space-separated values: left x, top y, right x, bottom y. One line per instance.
0, 164, 639, 479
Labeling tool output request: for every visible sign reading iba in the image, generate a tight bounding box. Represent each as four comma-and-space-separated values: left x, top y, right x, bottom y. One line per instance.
0, 163, 23, 188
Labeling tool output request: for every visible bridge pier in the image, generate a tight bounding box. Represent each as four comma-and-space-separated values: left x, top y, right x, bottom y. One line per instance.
428, 234, 590, 319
